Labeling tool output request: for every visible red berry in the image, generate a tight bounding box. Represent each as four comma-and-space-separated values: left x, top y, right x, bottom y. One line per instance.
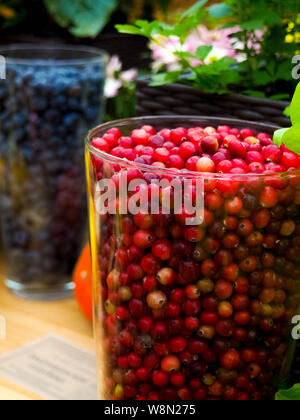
152, 239, 172, 261
196, 156, 215, 173
152, 370, 169, 387
169, 337, 187, 353
220, 349, 241, 369
171, 372, 185, 387
201, 136, 219, 154
215, 281, 233, 299
161, 355, 181, 373
171, 127, 188, 145
179, 141, 197, 160
133, 230, 155, 249
131, 129, 150, 145
228, 139, 247, 158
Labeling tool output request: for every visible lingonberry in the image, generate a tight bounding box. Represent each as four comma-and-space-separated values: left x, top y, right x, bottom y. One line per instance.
215, 250, 233, 267
260, 186, 278, 208
185, 317, 200, 331
184, 284, 200, 300
154, 147, 170, 163
147, 291, 167, 309
237, 219, 254, 237
167, 154, 185, 170
169, 337, 187, 353
220, 350, 241, 370
215, 281, 233, 299
161, 355, 181, 373
196, 156, 216, 172
201, 136, 219, 154
165, 302, 181, 318
152, 321, 168, 339
152, 239, 172, 261
185, 156, 201, 171
152, 370, 169, 387
206, 192, 223, 210
131, 128, 150, 145
228, 139, 247, 158
170, 372, 186, 388
218, 302, 233, 318
232, 294, 249, 311
239, 256, 258, 273
127, 264, 144, 282
182, 299, 201, 316
179, 141, 197, 160
222, 233, 240, 249
133, 230, 155, 249
200, 312, 218, 325
234, 310, 251, 326
171, 127, 188, 145
281, 150, 300, 168
184, 226, 205, 242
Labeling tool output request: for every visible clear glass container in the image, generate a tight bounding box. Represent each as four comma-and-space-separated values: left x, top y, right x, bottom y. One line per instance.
86, 116, 300, 400
0, 45, 107, 300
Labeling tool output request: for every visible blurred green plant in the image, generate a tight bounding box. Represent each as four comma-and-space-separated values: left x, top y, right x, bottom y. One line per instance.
43, 0, 118, 38
117, 0, 299, 99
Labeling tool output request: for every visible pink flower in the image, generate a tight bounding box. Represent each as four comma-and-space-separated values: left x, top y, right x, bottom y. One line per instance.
105, 55, 137, 98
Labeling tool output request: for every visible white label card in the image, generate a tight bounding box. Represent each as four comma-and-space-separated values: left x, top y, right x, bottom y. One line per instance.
0, 334, 98, 400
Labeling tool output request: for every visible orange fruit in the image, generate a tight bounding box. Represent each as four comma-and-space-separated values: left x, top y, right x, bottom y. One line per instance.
74, 244, 93, 322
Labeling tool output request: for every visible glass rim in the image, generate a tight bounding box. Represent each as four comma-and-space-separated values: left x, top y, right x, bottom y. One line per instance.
87, 115, 299, 180
0, 43, 108, 66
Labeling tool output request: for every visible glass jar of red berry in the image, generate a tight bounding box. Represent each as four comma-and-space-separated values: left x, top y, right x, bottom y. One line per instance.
86, 116, 300, 400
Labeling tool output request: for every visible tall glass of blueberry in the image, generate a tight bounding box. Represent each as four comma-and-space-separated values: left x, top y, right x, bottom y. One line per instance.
0, 44, 107, 300
86, 116, 300, 400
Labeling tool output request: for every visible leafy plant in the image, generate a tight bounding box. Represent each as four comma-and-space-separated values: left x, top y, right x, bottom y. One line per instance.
43, 0, 117, 38
276, 384, 300, 400
116, 0, 299, 98
274, 81, 300, 153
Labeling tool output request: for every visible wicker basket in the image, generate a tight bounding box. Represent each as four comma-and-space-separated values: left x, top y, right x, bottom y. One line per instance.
136, 78, 290, 128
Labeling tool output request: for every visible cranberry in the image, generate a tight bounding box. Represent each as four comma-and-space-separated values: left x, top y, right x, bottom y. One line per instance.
169, 337, 187, 353
171, 372, 186, 387
133, 230, 155, 249
131, 129, 150, 145
171, 127, 188, 145
220, 350, 241, 370
228, 139, 247, 158
147, 291, 167, 309
152, 239, 172, 261
161, 355, 181, 373
201, 136, 219, 154
152, 370, 169, 387
196, 156, 215, 173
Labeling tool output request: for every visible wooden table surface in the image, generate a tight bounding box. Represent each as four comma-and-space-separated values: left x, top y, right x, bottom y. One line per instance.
0, 259, 94, 400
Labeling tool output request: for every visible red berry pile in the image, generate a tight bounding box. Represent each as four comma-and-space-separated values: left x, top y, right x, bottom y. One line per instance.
92, 124, 300, 175
90, 123, 300, 401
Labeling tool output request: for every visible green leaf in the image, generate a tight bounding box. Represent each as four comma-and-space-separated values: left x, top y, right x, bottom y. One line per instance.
43, 0, 117, 38
208, 3, 232, 19
115, 24, 145, 36
195, 46, 213, 61
290, 82, 300, 126
284, 105, 291, 117
253, 71, 273, 86
276, 384, 300, 400
181, 0, 208, 19
273, 128, 290, 147
241, 20, 264, 30
243, 90, 266, 99
280, 126, 300, 154
270, 94, 291, 101
150, 71, 182, 86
